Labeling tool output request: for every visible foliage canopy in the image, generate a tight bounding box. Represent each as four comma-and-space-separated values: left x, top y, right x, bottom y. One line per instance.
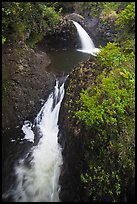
2, 2, 62, 45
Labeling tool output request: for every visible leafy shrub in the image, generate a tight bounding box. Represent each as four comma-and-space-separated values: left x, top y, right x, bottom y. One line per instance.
2, 36, 6, 44
2, 2, 62, 44
75, 42, 134, 130
115, 2, 135, 32
115, 2, 135, 54
75, 42, 135, 201
75, 63, 135, 129
81, 166, 121, 202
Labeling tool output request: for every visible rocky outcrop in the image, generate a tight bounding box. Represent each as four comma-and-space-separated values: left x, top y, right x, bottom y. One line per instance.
37, 18, 80, 52
64, 13, 85, 24
63, 12, 118, 48
58, 87, 86, 201
2, 39, 56, 201
2, 40, 56, 132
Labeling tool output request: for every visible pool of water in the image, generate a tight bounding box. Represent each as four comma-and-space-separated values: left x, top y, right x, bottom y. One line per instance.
46, 50, 92, 74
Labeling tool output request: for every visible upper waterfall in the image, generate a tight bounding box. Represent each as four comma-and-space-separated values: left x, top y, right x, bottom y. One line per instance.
72, 20, 100, 56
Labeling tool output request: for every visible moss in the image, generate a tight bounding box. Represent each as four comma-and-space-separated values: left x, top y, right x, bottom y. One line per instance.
2, 81, 10, 96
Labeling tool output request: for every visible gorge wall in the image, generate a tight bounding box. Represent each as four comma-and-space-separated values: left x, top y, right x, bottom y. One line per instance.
2, 5, 134, 202
58, 58, 102, 202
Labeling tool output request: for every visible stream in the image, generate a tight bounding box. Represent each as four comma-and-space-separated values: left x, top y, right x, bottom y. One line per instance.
2, 20, 101, 202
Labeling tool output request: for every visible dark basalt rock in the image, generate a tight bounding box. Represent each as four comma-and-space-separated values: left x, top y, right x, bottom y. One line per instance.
2, 40, 56, 131
37, 17, 81, 52
64, 13, 85, 24
2, 39, 56, 201
58, 116, 86, 202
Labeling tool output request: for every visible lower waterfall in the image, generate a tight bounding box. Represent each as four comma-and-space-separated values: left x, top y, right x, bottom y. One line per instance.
12, 77, 67, 202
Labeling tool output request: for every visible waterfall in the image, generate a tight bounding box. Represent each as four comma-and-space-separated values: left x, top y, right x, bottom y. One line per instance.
11, 78, 67, 202
72, 20, 100, 56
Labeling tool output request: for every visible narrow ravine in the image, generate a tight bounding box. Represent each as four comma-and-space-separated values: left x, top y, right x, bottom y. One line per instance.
2, 2, 135, 202
3, 21, 100, 202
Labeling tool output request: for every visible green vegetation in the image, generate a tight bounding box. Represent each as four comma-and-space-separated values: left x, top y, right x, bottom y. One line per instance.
73, 2, 135, 202
76, 41, 135, 128
75, 2, 128, 18
81, 167, 121, 202
2, 2, 62, 46
2, 1, 135, 202
115, 2, 135, 54
115, 2, 135, 32
75, 44, 135, 201
2, 36, 6, 44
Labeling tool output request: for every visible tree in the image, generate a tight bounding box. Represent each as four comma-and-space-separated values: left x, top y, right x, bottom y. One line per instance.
2, 2, 62, 45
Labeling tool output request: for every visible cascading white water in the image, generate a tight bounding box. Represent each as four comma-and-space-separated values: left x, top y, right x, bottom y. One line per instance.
12, 79, 66, 202
72, 20, 100, 56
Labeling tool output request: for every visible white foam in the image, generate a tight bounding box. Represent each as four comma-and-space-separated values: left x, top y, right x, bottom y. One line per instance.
13, 79, 66, 202
72, 20, 101, 56
21, 121, 35, 143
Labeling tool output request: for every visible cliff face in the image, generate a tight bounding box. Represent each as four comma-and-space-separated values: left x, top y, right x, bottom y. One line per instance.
2, 40, 56, 131
37, 19, 79, 52
58, 56, 135, 202
2, 39, 57, 201
58, 57, 100, 202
